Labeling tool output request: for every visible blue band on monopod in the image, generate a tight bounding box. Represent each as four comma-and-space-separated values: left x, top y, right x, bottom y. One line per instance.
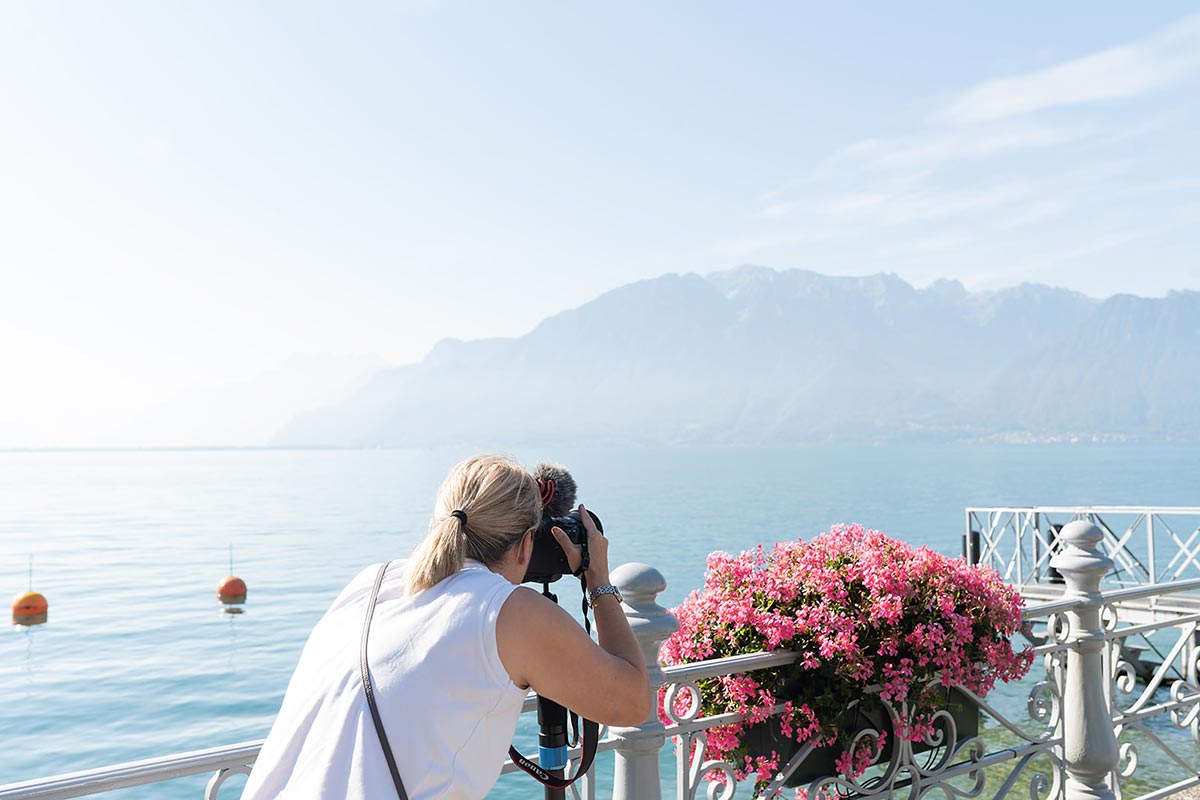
539, 744, 569, 770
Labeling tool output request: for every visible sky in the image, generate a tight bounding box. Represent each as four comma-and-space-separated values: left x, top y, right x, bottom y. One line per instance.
1, 3, 1198, 447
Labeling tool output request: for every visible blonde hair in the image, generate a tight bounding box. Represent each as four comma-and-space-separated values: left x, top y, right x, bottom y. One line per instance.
406, 454, 541, 593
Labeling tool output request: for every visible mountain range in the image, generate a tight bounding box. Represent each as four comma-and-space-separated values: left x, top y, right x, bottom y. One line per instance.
272, 266, 1200, 447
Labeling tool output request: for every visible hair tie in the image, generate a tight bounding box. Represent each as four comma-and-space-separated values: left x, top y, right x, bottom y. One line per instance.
450, 509, 468, 526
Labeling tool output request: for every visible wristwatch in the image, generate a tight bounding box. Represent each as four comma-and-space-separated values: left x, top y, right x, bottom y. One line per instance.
588, 584, 623, 607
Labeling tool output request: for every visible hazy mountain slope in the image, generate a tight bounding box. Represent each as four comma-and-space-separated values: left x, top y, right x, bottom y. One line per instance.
272, 268, 1192, 447
1000, 290, 1200, 439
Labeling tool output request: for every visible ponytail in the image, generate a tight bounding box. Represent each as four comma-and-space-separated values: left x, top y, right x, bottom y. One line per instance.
406, 515, 468, 595
407, 454, 540, 593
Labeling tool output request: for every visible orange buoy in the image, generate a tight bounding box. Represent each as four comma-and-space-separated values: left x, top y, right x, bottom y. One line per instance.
12, 591, 48, 626
217, 576, 247, 605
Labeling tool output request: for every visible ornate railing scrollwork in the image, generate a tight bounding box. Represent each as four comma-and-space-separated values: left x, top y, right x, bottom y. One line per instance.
1100, 604, 1120, 632
1027, 769, 1055, 800
205, 765, 252, 800
1116, 742, 1138, 779
681, 732, 738, 800
1027, 680, 1062, 739
1046, 613, 1073, 646
661, 664, 1057, 800
1113, 657, 1139, 697
1167, 680, 1200, 734
663, 681, 703, 725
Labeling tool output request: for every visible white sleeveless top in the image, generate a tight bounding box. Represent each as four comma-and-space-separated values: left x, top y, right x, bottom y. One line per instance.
241, 560, 528, 800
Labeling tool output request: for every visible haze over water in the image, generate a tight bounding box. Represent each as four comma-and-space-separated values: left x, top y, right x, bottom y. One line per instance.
3, 444, 1197, 798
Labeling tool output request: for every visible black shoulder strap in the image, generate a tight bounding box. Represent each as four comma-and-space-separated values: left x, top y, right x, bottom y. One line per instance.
360, 561, 410, 800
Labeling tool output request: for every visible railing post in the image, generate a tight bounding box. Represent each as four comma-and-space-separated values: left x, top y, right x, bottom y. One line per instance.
1051, 521, 1119, 800
609, 563, 678, 800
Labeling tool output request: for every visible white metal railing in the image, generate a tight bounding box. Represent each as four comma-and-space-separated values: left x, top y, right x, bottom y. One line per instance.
966, 507, 1200, 589
0, 742, 259, 800
661, 599, 1063, 798
8, 528, 1200, 800
0, 686, 614, 800
661, 659, 1057, 799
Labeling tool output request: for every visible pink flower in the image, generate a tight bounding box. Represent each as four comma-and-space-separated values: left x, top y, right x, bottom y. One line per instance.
659, 524, 1033, 793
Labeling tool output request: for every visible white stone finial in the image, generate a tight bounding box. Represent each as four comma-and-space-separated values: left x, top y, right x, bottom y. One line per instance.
1060, 519, 1104, 549
1051, 520, 1113, 597
1050, 519, 1118, 800
612, 562, 667, 609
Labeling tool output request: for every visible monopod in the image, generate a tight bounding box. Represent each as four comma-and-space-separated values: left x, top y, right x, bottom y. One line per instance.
537, 585, 569, 800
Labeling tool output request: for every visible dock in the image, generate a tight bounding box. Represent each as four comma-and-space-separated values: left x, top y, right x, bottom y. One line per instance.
972, 507, 1200, 684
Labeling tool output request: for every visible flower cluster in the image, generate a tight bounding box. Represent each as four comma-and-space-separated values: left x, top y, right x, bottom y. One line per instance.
659, 524, 1033, 792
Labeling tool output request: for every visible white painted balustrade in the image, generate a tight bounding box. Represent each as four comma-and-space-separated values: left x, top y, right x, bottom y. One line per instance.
1055, 521, 1120, 800
5, 530, 1200, 800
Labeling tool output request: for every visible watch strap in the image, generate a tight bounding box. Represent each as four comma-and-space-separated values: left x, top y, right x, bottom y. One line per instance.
589, 584, 622, 606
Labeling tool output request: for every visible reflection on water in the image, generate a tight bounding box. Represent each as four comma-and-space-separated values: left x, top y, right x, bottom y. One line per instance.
19, 625, 37, 685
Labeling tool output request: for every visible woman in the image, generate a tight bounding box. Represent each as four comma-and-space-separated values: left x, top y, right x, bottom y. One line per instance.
241, 454, 650, 800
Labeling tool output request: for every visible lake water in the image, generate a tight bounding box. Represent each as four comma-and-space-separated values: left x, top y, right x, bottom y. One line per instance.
2, 444, 1198, 798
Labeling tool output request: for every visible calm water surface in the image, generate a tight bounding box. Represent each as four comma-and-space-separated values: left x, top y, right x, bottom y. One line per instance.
2, 445, 1197, 797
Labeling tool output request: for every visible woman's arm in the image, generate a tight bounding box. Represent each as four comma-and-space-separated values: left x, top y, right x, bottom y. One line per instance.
497, 506, 651, 727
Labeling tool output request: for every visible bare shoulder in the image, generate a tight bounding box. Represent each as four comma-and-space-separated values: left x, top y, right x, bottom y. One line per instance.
497, 586, 580, 635
499, 585, 555, 618
497, 586, 586, 688
496, 585, 649, 726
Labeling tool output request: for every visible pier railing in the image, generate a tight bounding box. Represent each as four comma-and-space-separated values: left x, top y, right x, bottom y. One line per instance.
966, 507, 1200, 589
6, 523, 1200, 800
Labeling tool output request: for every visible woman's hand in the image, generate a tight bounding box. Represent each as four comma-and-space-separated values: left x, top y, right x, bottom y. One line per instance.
550, 504, 610, 586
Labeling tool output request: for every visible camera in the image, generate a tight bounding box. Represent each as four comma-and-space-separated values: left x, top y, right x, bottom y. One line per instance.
523, 507, 603, 585
521, 463, 603, 585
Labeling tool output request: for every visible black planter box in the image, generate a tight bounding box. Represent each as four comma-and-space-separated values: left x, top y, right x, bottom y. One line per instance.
743, 687, 979, 787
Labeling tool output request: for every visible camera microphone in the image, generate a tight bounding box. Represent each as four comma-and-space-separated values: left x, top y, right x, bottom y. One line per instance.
524, 462, 601, 585
533, 462, 577, 517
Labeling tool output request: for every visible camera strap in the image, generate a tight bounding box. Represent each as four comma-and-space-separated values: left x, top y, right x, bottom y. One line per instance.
579, 573, 592, 636
507, 718, 600, 790
360, 561, 410, 800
